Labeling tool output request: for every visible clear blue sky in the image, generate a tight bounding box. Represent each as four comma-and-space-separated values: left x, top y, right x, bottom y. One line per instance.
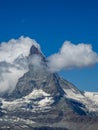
0, 0, 98, 91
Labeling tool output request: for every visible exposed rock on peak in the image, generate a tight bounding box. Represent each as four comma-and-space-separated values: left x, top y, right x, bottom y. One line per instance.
30, 45, 41, 55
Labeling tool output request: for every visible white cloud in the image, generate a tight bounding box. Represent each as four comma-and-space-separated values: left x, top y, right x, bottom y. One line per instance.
29, 55, 43, 67
0, 66, 26, 93
48, 41, 98, 72
0, 37, 98, 94
0, 36, 40, 93
0, 36, 40, 63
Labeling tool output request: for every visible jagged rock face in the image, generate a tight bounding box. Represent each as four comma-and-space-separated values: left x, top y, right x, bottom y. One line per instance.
0, 45, 98, 130
5, 67, 65, 101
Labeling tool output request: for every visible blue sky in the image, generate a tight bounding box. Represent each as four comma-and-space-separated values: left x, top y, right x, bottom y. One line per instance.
0, 0, 98, 91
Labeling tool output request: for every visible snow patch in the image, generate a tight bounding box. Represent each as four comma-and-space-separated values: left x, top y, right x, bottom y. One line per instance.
84, 92, 98, 104
63, 88, 98, 112
1, 89, 54, 112
64, 88, 84, 100
38, 97, 54, 107
24, 89, 50, 100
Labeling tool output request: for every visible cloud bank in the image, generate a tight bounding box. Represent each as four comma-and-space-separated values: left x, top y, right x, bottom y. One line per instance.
48, 41, 98, 72
0, 36, 40, 93
0, 37, 98, 94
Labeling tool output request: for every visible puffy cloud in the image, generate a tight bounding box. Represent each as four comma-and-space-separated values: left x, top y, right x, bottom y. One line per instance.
0, 36, 40, 93
0, 36, 40, 63
48, 41, 98, 72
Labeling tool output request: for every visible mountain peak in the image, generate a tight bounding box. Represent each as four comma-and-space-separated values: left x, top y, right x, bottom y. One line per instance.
30, 45, 41, 55
29, 45, 45, 60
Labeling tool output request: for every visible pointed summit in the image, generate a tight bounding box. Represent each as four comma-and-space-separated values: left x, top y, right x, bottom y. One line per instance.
29, 45, 45, 59
30, 45, 41, 55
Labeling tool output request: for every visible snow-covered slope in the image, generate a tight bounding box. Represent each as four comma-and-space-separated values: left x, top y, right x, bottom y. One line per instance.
1, 85, 98, 115
1, 89, 54, 112
84, 92, 98, 104
63, 87, 98, 113
84, 92, 98, 112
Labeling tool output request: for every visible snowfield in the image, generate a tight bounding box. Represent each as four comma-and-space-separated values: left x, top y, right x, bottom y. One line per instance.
63, 88, 98, 112
1, 88, 98, 114
1, 89, 54, 112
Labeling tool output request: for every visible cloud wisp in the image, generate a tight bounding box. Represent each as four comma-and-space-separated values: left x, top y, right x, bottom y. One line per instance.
48, 41, 98, 72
